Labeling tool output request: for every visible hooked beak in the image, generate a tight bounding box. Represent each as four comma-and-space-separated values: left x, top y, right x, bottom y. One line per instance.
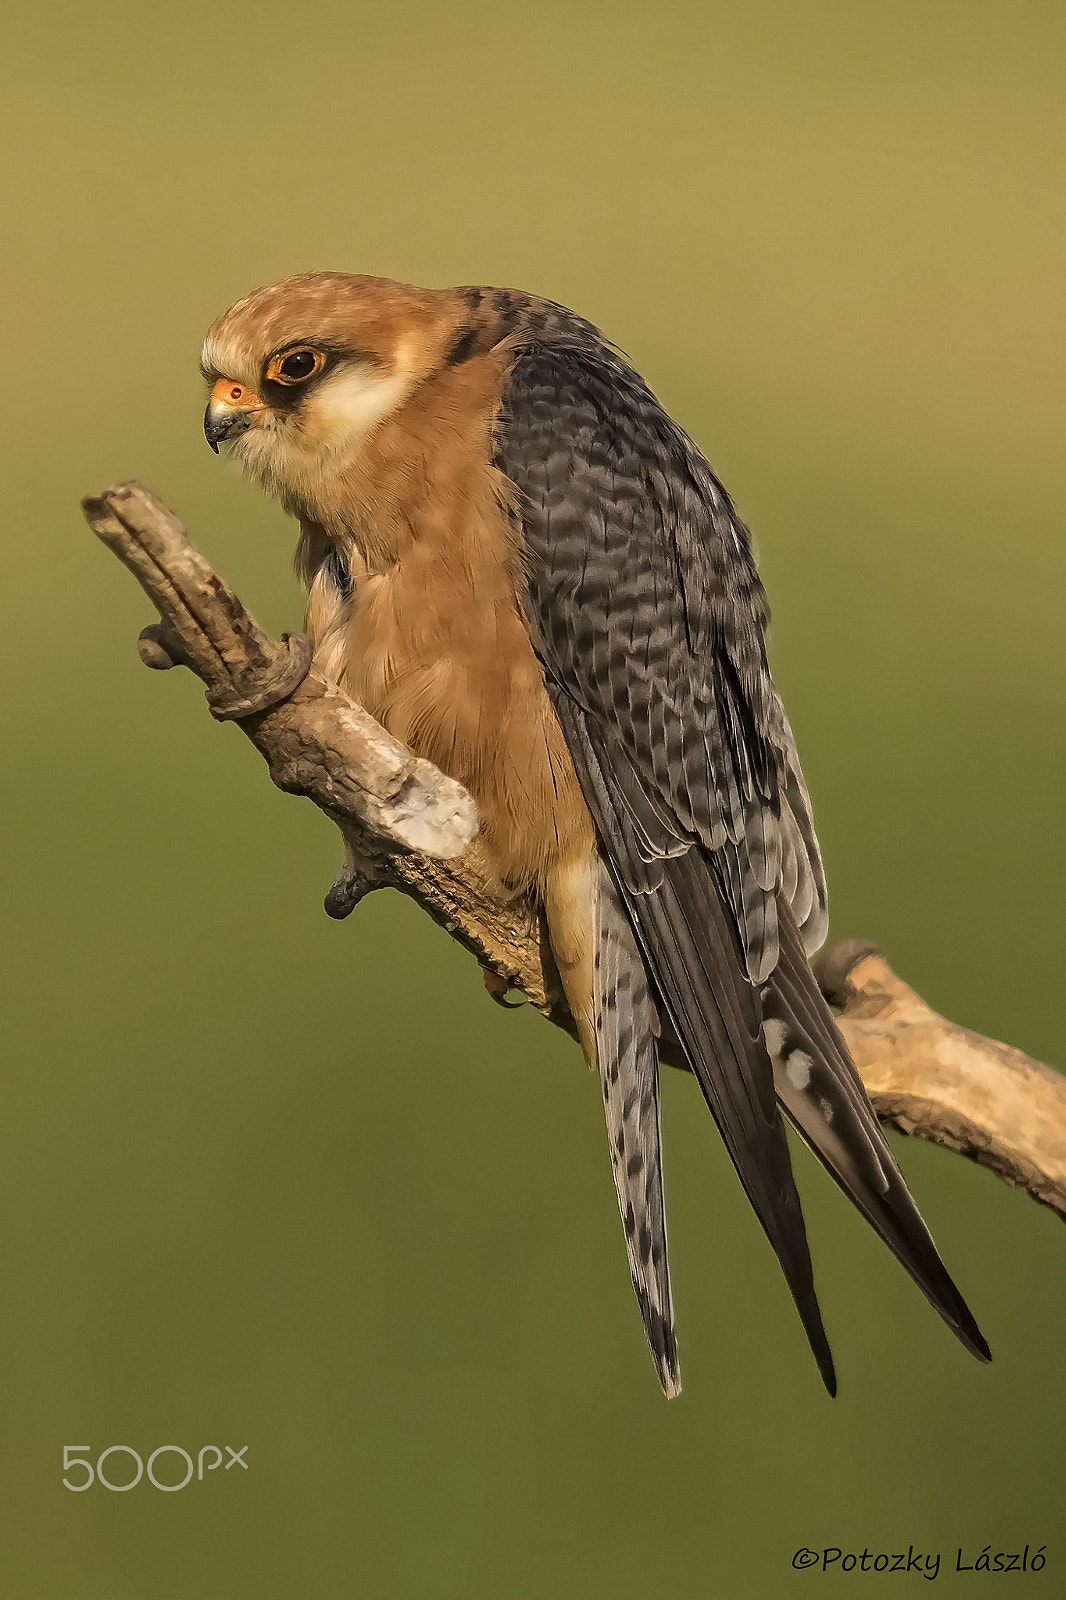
204, 376, 266, 452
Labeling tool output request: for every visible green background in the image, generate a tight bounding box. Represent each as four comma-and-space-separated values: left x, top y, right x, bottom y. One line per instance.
2, 1, 1063, 1594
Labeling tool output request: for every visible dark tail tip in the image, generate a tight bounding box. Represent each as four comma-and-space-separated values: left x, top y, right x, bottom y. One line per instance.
816, 1341, 838, 1398
958, 1318, 992, 1365
798, 1290, 838, 1397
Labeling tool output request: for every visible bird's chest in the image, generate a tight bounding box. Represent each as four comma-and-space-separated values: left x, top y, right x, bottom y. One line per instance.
317, 541, 592, 892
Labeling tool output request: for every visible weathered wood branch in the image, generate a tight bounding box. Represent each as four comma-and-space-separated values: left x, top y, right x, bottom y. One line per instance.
816, 942, 1066, 1218
83, 482, 570, 1026
84, 482, 1066, 1219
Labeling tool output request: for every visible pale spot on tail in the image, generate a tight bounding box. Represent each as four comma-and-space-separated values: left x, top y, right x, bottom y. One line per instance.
762, 1018, 786, 1058
786, 1050, 812, 1091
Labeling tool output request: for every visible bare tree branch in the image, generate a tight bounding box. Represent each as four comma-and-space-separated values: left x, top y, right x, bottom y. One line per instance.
82, 482, 569, 1024
84, 482, 1066, 1218
817, 941, 1066, 1219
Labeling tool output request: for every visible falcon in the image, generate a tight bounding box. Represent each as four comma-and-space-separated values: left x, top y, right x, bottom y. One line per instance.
201, 272, 989, 1396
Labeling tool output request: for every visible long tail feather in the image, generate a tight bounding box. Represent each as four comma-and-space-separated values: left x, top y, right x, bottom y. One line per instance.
593, 859, 681, 1396
764, 905, 991, 1364
617, 849, 838, 1397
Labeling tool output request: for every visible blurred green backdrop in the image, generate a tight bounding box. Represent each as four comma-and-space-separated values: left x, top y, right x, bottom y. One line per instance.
2, 1, 1063, 1595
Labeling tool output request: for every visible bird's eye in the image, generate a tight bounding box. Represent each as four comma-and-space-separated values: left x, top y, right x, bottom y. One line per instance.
280, 350, 316, 380
268, 348, 324, 385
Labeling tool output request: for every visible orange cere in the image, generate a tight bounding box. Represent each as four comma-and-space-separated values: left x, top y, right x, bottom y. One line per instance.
210, 376, 265, 410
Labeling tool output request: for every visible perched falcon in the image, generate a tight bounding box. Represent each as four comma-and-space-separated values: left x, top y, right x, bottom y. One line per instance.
202, 273, 989, 1396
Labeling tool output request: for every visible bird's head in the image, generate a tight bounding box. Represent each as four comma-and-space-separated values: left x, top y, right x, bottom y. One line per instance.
200, 272, 462, 510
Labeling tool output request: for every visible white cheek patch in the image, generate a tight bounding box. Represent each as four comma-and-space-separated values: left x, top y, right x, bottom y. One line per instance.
206, 351, 414, 511
306, 364, 412, 456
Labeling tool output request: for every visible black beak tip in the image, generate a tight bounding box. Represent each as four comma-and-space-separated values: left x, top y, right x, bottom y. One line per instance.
204, 402, 251, 453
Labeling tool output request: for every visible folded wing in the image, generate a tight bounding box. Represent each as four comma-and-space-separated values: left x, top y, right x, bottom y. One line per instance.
495, 318, 988, 1385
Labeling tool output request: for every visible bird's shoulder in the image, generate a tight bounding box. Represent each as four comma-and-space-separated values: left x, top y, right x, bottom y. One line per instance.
492, 309, 781, 760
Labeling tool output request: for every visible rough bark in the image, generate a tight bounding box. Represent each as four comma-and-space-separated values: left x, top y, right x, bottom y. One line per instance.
83, 482, 1066, 1219
817, 942, 1066, 1218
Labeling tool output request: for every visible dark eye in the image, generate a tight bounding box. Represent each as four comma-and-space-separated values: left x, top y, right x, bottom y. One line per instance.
278, 349, 318, 381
